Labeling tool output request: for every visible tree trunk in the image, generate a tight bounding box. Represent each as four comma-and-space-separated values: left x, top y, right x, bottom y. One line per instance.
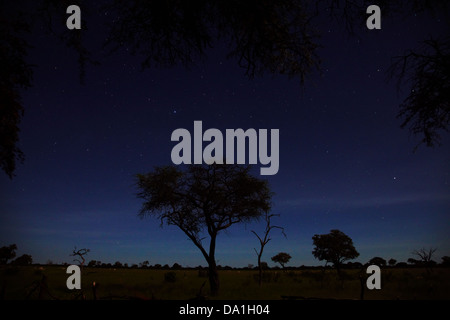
335, 261, 341, 278
207, 233, 220, 296
208, 261, 220, 296
359, 275, 365, 300
257, 254, 262, 286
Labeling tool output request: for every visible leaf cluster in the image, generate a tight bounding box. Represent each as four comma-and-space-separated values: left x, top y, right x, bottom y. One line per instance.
136, 164, 272, 242
312, 229, 359, 268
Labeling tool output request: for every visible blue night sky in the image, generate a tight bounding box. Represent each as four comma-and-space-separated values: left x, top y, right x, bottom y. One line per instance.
1, 3, 449, 268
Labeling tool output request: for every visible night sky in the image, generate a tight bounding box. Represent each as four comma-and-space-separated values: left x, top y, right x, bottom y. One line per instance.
1, 3, 449, 268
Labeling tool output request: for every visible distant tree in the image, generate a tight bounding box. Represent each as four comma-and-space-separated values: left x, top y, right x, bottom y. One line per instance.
312, 229, 359, 274
251, 211, 286, 286
407, 258, 421, 266
87, 260, 97, 267
139, 260, 150, 268
412, 247, 437, 263
0, 244, 17, 264
172, 263, 182, 270
388, 258, 397, 267
70, 247, 90, 267
136, 164, 272, 296
11, 254, 32, 265
411, 247, 437, 273
260, 262, 269, 270
396, 262, 408, 268
113, 261, 123, 268
368, 257, 387, 267
441, 256, 450, 267
345, 261, 363, 269
271, 252, 291, 269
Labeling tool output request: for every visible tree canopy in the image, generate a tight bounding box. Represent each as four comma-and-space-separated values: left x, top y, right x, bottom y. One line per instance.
390, 37, 450, 149
368, 256, 387, 267
1, 0, 448, 178
312, 229, 359, 272
136, 163, 272, 295
0, 10, 31, 178
105, 0, 320, 81
271, 252, 291, 268
0, 244, 18, 264
11, 254, 33, 265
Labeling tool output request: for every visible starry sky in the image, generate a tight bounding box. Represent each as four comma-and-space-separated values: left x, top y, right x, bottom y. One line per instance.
1, 3, 449, 268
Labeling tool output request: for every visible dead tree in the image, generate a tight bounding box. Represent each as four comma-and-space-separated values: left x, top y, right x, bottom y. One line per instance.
251, 212, 286, 286
70, 247, 90, 267
412, 247, 437, 274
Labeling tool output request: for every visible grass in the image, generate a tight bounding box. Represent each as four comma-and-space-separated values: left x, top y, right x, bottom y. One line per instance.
1, 266, 449, 300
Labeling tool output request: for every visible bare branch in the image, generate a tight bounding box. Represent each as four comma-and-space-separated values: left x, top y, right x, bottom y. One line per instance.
251, 211, 286, 286
388, 37, 450, 150
412, 247, 437, 262
70, 247, 90, 267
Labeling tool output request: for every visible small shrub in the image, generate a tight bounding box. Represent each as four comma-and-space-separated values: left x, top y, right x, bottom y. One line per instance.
164, 271, 177, 283
300, 270, 325, 282
4, 267, 20, 275
33, 269, 43, 276
337, 270, 354, 281
198, 269, 208, 278
286, 271, 297, 278
253, 271, 280, 283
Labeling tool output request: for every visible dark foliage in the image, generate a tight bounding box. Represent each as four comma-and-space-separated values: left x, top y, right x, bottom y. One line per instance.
0, 9, 31, 178
105, 0, 320, 82
271, 252, 292, 268
390, 37, 450, 149
0, 244, 18, 264
11, 254, 33, 265
368, 256, 387, 267
312, 229, 359, 272
164, 271, 177, 283
136, 163, 272, 295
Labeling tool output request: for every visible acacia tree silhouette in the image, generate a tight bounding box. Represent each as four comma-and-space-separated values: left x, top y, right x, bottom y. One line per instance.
312, 229, 359, 275
271, 252, 291, 269
136, 164, 272, 296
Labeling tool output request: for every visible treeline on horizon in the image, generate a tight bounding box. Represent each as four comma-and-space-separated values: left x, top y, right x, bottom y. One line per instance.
1, 243, 450, 270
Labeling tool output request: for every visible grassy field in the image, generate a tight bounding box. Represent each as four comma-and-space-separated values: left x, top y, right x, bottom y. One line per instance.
1, 265, 449, 300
